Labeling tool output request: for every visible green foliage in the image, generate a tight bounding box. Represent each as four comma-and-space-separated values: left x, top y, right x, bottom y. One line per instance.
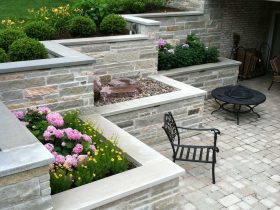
24, 108, 50, 142
68, 16, 96, 37
204, 47, 219, 63
73, 0, 109, 25
0, 48, 8, 63
100, 14, 126, 34
158, 35, 220, 70
8, 38, 48, 61
24, 21, 56, 41
0, 29, 27, 52
50, 167, 73, 194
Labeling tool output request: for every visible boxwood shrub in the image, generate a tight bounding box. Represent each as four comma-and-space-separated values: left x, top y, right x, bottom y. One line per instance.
100, 14, 126, 34
0, 29, 27, 52
8, 38, 48, 62
68, 16, 96, 37
24, 21, 56, 41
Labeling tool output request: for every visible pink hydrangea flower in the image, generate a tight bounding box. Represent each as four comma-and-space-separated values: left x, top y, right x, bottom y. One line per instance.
73, 144, 83, 154
63, 155, 78, 169
46, 112, 64, 127
43, 130, 52, 141
89, 144, 96, 152
55, 155, 66, 164
64, 128, 82, 141
13, 111, 25, 120
38, 107, 51, 115
82, 134, 92, 143
44, 143, 54, 152
54, 129, 64, 139
158, 38, 166, 48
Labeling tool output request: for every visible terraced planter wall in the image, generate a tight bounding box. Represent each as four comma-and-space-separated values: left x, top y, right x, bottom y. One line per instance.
93, 75, 206, 145
57, 34, 158, 80
0, 101, 184, 210
159, 58, 241, 98
0, 35, 156, 112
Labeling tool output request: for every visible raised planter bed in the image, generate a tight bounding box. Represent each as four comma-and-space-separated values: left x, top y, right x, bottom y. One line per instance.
0, 101, 184, 209
90, 74, 206, 145
159, 57, 241, 98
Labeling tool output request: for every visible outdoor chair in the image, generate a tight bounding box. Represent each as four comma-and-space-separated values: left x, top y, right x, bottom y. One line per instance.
162, 112, 220, 184
268, 55, 280, 90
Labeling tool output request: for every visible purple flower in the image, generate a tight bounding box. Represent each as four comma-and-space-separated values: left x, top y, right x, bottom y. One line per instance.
44, 143, 54, 152
158, 38, 166, 48
55, 155, 66, 164
73, 144, 83, 154
52, 151, 58, 157
89, 144, 96, 152
38, 107, 51, 115
82, 134, 92, 143
46, 112, 64, 127
13, 111, 25, 120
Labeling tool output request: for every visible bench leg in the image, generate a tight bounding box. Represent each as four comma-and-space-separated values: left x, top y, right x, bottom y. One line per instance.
268, 81, 273, 90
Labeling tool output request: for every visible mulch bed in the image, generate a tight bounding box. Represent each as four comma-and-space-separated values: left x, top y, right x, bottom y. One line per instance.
95, 78, 176, 106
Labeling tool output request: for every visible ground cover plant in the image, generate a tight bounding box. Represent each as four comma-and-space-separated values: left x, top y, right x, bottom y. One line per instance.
13, 107, 129, 194
158, 34, 220, 70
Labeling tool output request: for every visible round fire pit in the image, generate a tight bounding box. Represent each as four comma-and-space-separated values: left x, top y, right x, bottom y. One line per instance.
211, 85, 266, 125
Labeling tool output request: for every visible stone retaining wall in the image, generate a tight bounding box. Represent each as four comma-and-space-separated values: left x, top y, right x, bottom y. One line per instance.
0, 167, 52, 210
57, 35, 158, 81
94, 75, 206, 145
159, 58, 240, 98
0, 102, 53, 209
0, 64, 94, 111
97, 178, 180, 210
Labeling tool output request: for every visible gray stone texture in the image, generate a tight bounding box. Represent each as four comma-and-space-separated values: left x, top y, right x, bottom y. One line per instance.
96, 178, 180, 210
0, 65, 94, 112
106, 95, 204, 145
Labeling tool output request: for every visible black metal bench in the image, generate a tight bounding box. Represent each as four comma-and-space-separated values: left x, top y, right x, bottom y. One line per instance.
162, 112, 220, 184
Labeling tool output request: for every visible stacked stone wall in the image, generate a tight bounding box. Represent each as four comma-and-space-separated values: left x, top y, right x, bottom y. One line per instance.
0, 64, 94, 111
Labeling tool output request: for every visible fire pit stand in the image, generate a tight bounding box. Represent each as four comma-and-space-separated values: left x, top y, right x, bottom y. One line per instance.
211, 85, 266, 125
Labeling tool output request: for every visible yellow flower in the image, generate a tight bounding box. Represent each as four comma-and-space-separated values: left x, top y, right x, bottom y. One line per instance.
78, 177, 81, 180
92, 173, 96, 177
44, 16, 49, 20
59, 174, 62, 177
111, 158, 115, 162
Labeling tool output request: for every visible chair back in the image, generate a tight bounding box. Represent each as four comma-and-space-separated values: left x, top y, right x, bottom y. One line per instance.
162, 112, 180, 154
270, 56, 280, 76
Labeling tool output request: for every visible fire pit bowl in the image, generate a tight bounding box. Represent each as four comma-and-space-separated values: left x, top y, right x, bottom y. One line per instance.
211, 85, 266, 125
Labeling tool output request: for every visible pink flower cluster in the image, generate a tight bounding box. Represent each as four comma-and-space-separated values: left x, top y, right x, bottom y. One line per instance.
46, 112, 64, 127
73, 144, 83, 154
64, 128, 82, 141
43, 126, 64, 141
38, 107, 51, 115
13, 111, 25, 120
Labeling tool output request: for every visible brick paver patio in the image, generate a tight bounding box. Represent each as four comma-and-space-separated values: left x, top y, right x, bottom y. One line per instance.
152, 75, 280, 210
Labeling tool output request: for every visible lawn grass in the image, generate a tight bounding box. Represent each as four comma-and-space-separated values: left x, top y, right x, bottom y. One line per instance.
0, 0, 74, 20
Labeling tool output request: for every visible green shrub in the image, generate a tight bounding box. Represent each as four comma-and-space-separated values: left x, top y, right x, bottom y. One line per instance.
158, 35, 220, 70
204, 47, 219, 63
144, 0, 166, 11
122, 0, 146, 13
100, 14, 126, 34
175, 44, 205, 68
0, 48, 8, 63
0, 29, 27, 52
73, 0, 109, 25
68, 16, 96, 37
8, 38, 48, 62
24, 21, 56, 41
